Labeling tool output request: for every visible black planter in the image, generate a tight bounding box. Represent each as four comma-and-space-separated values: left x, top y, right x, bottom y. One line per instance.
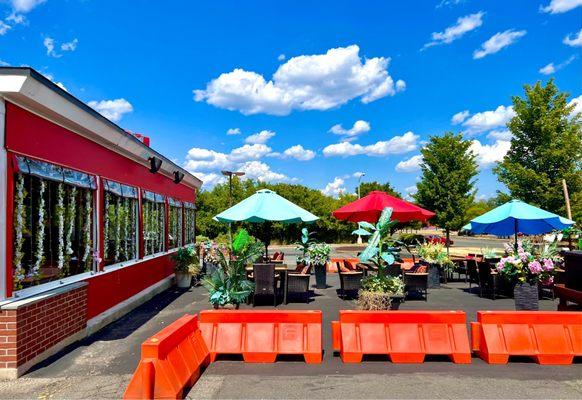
314, 264, 327, 289
514, 282, 539, 310
390, 295, 404, 310
427, 263, 441, 288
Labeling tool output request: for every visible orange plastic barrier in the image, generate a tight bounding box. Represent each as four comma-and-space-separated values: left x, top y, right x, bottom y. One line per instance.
123, 314, 210, 399
332, 310, 471, 363
199, 310, 322, 363
471, 311, 582, 365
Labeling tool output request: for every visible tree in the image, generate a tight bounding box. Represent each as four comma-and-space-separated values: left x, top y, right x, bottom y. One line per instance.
357, 181, 401, 198
414, 132, 478, 253
494, 79, 582, 217
465, 200, 494, 222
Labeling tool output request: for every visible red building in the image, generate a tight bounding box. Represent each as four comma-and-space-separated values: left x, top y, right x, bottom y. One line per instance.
0, 67, 202, 379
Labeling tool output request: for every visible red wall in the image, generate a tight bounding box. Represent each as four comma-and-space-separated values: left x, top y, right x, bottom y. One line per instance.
84, 255, 174, 319
5, 102, 196, 202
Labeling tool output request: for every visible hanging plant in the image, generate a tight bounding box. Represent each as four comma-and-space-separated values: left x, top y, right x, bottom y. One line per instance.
13, 174, 26, 287
104, 191, 110, 260
129, 198, 136, 259
65, 186, 77, 268
56, 183, 65, 270
114, 196, 121, 262
123, 197, 129, 260
81, 190, 93, 268
32, 179, 46, 277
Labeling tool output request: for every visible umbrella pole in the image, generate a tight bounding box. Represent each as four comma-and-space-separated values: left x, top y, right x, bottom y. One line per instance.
514, 219, 518, 252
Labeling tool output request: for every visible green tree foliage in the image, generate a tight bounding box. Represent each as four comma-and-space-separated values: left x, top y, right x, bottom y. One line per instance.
195, 179, 360, 244
465, 200, 494, 222
494, 79, 582, 219
358, 181, 401, 198
414, 132, 478, 247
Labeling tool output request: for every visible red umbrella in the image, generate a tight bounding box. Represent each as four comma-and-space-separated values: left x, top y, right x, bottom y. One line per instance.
332, 191, 435, 223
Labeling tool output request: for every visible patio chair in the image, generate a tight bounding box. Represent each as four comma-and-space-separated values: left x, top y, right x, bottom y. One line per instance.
336, 261, 363, 299
477, 261, 500, 300
386, 263, 402, 277
286, 264, 311, 304
252, 263, 278, 306
403, 272, 428, 301
466, 258, 479, 289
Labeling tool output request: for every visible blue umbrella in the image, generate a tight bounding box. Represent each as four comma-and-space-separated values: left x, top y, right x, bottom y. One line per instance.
468, 199, 574, 248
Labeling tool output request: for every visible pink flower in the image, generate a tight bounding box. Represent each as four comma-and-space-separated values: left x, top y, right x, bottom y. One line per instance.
528, 260, 542, 274
541, 276, 554, 285
543, 259, 554, 271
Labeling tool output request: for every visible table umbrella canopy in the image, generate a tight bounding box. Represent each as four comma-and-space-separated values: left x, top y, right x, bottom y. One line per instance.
469, 199, 574, 236
214, 189, 319, 224
332, 190, 435, 223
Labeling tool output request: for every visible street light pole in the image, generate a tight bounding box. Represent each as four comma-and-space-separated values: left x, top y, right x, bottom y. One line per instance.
221, 170, 245, 249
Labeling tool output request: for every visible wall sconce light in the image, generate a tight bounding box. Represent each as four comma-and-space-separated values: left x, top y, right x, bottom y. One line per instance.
173, 171, 185, 184
149, 156, 162, 173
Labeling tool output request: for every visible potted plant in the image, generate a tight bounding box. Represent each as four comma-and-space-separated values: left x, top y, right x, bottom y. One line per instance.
202, 229, 261, 308
172, 245, 200, 288
495, 240, 557, 310
295, 227, 315, 267
357, 207, 405, 310
417, 242, 452, 287
308, 243, 331, 289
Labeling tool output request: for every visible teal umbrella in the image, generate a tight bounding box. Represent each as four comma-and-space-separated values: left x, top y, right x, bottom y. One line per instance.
214, 189, 319, 255
468, 199, 574, 249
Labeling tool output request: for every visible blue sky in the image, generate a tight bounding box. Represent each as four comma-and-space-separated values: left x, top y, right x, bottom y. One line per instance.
2, 0, 581, 198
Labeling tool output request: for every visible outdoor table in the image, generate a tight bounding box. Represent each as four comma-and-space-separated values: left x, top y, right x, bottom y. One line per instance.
246, 264, 292, 304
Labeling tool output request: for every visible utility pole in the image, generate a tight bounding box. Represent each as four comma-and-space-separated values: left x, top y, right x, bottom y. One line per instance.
562, 179, 572, 220
221, 170, 245, 249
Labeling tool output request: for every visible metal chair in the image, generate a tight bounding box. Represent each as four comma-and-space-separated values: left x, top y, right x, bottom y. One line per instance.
252, 263, 277, 306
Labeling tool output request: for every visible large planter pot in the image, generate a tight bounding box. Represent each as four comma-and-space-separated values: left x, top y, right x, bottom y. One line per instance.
314, 264, 327, 289
514, 282, 539, 310
175, 271, 192, 288
213, 303, 240, 310
427, 263, 441, 288
356, 290, 404, 310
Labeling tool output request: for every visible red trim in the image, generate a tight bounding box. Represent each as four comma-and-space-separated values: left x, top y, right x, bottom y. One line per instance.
5, 155, 15, 298
5, 102, 195, 202
97, 177, 105, 272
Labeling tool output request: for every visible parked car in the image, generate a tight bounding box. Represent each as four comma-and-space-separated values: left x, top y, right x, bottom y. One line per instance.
425, 234, 454, 246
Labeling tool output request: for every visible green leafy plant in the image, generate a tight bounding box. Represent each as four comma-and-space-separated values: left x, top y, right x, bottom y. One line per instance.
202, 229, 261, 307
172, 245, 201, 275
307, 243, 331, 266
417, 242, 454, 272
295, 228, 315, 264
398, 233, 425, 246
481, 247, 499, 259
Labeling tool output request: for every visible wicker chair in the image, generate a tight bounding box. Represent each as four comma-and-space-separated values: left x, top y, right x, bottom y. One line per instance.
336, 261, 363, 299
286, 265, 311, 304
466, 259, 479, 289
403, 272, 428, 301
252, 263, 278, 306
477, 261, 500, 300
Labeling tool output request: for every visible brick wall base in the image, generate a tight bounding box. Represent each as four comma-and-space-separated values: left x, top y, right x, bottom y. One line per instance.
0, 282, 88, 379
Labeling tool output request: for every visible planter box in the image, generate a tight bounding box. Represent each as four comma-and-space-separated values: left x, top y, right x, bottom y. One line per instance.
514, 283, 539, 311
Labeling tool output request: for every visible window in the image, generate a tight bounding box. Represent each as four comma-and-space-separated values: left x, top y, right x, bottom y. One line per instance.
168, 198, 183, 249
184, 202, 196, 244
103, 180, 138, 266
142, 190, 166, 256
12, 156, 96, 292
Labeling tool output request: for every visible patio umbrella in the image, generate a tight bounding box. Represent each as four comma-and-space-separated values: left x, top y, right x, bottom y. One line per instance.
214, 189, 319, 255
332, 190, 435, 223
468, 199, 574, 249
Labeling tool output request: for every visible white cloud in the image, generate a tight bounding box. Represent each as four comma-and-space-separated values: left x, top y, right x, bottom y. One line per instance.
43, 37, 60, 57
87, 98, 134, 122
226, 128, 241, 135
423, 12, 484, 49
239, 161, 293, 183
451, 110, 470, 124
539, 56, 575, 75
461, 105, 515, 134
396, 154, 423, 172
244, 129, 275, 144
473, 29, 526, 59
487, 130, 513, 141
469, 139, 511, 168
563, 29, 582, 47
329, 120, 371, 142
404, 185, 418, 200
0, 59, 9, 66
11, 0, 46, 13
281, 145, 316, 161
192, 171, 226, 189
541, 0, 582, 13
436, 0, 464, 8
229, 143, 272, 161
323, 131, 419, 157
0, 21, 11, 35
277, 54, 286, 61
569, 95, 582, 117
193, 45, 405, 115
61, 38, 78, 52
321, 177, 346, 197
184, 143, 272, 171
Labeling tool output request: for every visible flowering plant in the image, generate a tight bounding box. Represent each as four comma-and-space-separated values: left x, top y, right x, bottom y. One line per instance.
202, 241, 227, 264
307, 243, 331, 266
496, 240, 556, 285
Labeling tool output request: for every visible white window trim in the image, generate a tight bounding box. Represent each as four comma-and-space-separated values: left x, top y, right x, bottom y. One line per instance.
0, 98, 7, 301
102, 190, 140, 269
